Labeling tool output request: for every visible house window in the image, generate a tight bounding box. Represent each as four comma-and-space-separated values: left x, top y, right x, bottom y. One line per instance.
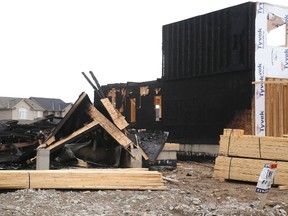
19, 108, 28, 119
267, 13, 287, 47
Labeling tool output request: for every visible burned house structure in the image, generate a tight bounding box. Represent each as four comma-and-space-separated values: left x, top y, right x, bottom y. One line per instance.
1, 2, 287, 167
101, 80, 163, 131
101, 2, 255, 145
100, 2, 288, 153
161, 2, 255, 144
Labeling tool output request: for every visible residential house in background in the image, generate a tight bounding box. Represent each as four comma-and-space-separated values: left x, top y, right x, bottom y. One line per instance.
30, 97, 72, 118
0, 96, 72, 121
0, 97, 45, 121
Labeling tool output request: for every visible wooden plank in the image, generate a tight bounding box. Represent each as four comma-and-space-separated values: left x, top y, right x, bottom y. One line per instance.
213, 155, 231, 180
252, 96, 255, 135
284, 85, 288, 134
219, 130, 288, 161
89, 104, 134, 150
279, 83, 284, 136
279, 185, 288, 190
260, 136, 288, 161
0, 171, 30, 189
265, 78, 288, 137
219, 135, 260, 158
273, 82, 278, 136
45, 119, 100, 151
222, 129, 244, 136
100, 98, 129, 130
214, 156, 288, 185
162, 143, 180, 151
0, 169, 168, 190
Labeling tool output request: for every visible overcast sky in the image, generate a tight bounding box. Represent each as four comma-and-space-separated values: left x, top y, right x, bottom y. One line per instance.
0, 0, 287, 103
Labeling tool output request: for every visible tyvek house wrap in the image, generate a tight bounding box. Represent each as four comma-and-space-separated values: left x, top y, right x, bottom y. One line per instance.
254, 2, 288, 136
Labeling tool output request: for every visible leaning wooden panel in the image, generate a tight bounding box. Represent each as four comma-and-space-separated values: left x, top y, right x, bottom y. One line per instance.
0, 171, 29, 189
89, 105, 133, 149
100, 98, 129, 130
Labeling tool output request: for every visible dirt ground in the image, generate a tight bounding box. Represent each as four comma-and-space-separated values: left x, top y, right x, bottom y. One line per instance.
0, 161, 287, 216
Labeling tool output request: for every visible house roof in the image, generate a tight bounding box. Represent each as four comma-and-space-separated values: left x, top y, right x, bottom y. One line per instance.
0, 97, 45, 111
30, 97, 72, 111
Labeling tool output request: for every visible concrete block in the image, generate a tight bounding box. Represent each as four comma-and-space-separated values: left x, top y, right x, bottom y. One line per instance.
36, 148, 50, 170
130, 148, 142, 168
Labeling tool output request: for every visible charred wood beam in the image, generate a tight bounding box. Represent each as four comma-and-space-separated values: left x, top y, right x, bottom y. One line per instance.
44, 119, 100, 152
81, 72, 103, 98
89, 71, 105, 98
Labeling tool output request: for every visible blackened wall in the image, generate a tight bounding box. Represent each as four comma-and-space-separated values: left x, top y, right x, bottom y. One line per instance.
162, 2, 256, 144
101, 80, 163, 130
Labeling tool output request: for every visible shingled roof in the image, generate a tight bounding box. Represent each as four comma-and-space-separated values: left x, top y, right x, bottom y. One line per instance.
30, 97, 71, 111
0, 97, 44, 111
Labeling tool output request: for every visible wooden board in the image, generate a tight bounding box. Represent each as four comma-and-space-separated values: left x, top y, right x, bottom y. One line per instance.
219, 135, 261, 158
162, 143, 180, 151
222, 129, 244, 136
214, 156, 288, 185
0, 171, 29, 189
89, 104, 134, 151
46, 119, 100, 151
0, 169, 167, 190
100, 98, 129, 130
219, 134, 288, 161
265, 78, 288, 137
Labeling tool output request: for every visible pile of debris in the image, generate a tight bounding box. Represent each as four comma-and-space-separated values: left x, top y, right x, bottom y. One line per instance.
0, 72, 180, 190
0, 116, 60, 165
0, 72, 177, 173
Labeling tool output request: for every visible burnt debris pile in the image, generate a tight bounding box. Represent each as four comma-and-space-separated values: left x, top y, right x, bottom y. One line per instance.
0, 72, 170, 170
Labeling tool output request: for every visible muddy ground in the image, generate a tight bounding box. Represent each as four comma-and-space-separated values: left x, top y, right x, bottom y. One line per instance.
0, 161, 287, 216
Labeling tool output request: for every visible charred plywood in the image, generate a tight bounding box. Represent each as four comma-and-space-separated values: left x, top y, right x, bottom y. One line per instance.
0, 117, 59, 163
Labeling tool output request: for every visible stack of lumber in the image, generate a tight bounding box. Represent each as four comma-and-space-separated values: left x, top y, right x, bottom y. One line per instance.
214, 129, 288, 185
0, 168, 168, 190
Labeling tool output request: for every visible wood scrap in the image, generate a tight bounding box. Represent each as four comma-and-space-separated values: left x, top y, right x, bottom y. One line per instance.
162, 176, 179, 184
278, 185, 288, 190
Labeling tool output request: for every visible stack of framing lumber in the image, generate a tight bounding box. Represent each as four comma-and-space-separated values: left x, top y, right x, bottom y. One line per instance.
214, 129, 288, 185
0, 168, 168, 190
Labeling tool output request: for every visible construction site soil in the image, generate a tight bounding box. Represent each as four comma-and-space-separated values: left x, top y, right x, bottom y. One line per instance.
0, 161, 287, 216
